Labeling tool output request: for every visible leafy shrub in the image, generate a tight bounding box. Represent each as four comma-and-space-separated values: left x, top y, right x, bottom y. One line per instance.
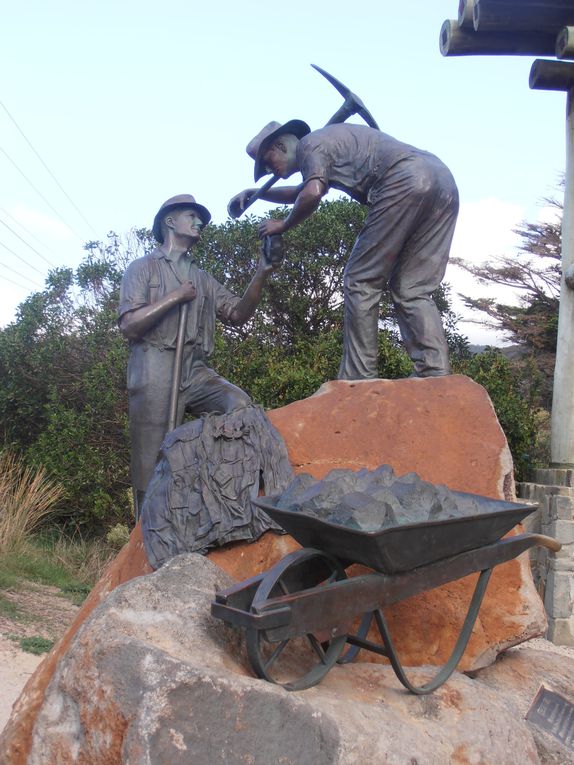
455, 349, 538, 481
106, 523, 131, 550
19, 636, 54, 655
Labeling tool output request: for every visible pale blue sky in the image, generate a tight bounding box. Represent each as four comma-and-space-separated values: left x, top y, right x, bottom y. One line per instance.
0, 0, 566, 341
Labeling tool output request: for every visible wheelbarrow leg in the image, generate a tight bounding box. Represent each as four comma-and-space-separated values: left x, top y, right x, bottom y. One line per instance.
374, 567, 493, 695
337, 611, 375, 664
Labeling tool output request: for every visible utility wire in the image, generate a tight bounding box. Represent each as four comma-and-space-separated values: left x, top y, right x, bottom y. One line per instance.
0, 214, 56, 267
0, 273, 33, 292
0, 205, 58, 257
0, 239, 47, 277
0, 146, 85, 242
0, 100, 99, 238
0, 260, 44, 289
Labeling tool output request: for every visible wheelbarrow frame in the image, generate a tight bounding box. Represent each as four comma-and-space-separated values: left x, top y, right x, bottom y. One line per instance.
212, 531, 560, 694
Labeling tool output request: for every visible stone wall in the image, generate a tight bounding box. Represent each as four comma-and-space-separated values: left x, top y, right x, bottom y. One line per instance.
518, 468, 574, 645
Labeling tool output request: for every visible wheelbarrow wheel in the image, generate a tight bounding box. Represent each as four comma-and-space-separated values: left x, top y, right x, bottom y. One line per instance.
245, 548, 348, 691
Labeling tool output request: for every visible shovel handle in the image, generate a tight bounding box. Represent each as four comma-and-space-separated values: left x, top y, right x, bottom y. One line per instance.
167, 301, 189, 432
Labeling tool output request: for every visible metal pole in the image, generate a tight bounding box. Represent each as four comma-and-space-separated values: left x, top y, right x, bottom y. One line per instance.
550, 86, 574, 466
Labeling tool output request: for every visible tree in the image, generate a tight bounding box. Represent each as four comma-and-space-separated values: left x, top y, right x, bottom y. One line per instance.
0, 234, 137, 530
0, 199, 508, 530
452, 194, 561, 407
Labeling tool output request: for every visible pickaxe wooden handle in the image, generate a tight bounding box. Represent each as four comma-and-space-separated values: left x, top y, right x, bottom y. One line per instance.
229, 65, 379, 219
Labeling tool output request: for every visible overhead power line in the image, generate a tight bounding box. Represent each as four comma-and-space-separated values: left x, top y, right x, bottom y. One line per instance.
0, 239, 47, 276
0, 205, 59, 257
0, 260, 44, 289
0, 214, 56, 267
0, 273, 34, 292
0, 146, 85, 242
0, 100, 99, 238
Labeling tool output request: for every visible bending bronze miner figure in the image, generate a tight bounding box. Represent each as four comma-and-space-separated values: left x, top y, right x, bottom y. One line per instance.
229, 121, 459, 380
119, 194, 279, 513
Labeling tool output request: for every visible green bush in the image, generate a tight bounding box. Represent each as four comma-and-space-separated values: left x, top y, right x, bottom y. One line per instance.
0, 202, 537, 531
19, 636, 54, 655
455, 349, 538, 481
106, 523, 131, 550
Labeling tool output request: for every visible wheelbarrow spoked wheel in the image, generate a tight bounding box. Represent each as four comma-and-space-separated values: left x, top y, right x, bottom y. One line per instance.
246, 548, 348, 691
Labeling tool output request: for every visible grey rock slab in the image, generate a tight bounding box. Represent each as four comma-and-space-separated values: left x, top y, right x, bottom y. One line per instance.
472, 647, 574, 765
26, 553, 553, 764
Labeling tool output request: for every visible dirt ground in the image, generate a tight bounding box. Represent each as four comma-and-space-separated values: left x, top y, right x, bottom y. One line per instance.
0, 584, 79, 732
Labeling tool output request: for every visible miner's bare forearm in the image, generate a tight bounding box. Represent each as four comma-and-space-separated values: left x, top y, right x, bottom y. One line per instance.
281, 180, 325, 231
229, 266, 271, 325
258, 185, 304, 204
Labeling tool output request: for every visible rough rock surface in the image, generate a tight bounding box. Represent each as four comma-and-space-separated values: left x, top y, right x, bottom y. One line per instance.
0, 522, 153, 765
474, 647, 574, 765
0, 376, 549, 763
23, 555, 571, 765
267, 377, 515, 497
225, 378, 547, 673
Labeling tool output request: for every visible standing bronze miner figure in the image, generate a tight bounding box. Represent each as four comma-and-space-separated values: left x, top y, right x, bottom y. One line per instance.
229, 121, 459, 380
119, 194, 279, 512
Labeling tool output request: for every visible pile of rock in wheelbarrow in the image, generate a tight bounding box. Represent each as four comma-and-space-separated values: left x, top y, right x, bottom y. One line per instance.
277, 466, 492, 531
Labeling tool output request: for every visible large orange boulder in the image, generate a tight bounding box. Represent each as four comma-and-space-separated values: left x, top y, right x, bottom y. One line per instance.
0, 376, 547, 765
214, 377, 546, 671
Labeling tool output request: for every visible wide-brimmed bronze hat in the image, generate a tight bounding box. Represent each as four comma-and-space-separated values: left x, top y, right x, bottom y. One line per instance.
152, 194, 212, 243
247, 119, 311, 181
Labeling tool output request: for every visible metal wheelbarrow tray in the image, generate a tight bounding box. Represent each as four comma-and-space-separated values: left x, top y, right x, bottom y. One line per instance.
212, 494, 559, 694
254, 491, 536, 574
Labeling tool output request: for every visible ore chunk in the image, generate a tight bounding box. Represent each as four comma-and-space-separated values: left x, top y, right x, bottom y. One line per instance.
322, 469, 360, 495
363, 486, 402, 526
276, 473, 315, 510
390, 479, 443, 524
369, 464, 396, 486
428, 485, 460, 520
328, 491, 391, 531
353, 468, 379, 493
452, 493, 482, 518
298, 480, 341, 514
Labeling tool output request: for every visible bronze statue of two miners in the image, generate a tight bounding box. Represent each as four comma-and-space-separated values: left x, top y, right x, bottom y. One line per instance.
118, 67, 459, 552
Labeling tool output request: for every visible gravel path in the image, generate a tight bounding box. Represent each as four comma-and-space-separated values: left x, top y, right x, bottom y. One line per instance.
0, 637, 43, 731
0, 584, 79, 733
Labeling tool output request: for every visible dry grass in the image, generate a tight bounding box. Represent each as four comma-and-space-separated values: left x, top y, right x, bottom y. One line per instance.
51, 534, 115, 587
0, 451, 64, 555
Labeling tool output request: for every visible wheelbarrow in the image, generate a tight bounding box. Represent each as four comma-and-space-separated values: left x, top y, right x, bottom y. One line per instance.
211, 492, 559, 694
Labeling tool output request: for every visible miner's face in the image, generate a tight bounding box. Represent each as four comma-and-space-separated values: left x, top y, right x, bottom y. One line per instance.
168, 208, 204, 241
262, 134, 298, 179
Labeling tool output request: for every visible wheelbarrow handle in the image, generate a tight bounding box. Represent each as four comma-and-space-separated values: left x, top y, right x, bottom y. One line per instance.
527, 533, 562, 553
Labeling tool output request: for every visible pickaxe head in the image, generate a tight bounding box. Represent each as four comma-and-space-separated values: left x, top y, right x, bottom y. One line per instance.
311, 63, 379, 130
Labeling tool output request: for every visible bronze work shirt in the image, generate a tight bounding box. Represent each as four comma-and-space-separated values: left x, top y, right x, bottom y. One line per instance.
297, 123, 433, 206
118, 247, 241, 356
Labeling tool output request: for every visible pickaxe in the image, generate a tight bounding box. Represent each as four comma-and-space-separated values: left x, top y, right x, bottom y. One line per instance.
228, 65, 379, 219
311, 64, 379, 130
